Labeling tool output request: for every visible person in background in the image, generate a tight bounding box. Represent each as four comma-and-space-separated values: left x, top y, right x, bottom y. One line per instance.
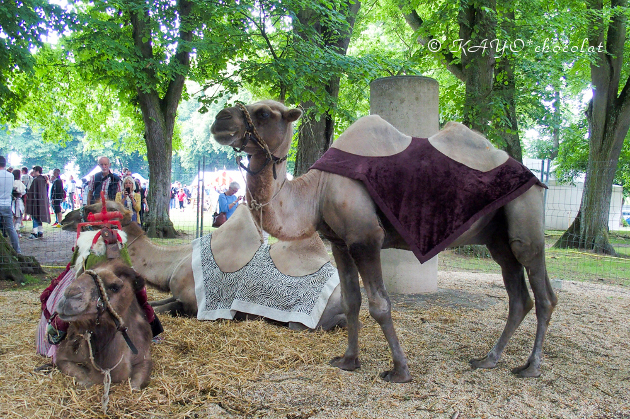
87, 156, 122, 204
218, 181, 242, 220
183, 184, 191, 205
140, 181, 148, 228
170, 185, 177, 209
20, 167, 33, 221
26, 166, 51, 239
50, 168, 64, 227
66, 175, 76, 211
0, 157, 21, 253
81, 178, 89, 207
177, 187, 186, 212
11, 169, 26, 237
115, 176, 142, 225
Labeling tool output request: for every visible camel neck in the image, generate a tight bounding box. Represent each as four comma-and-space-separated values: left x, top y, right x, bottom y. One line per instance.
123, 224, 190, 291
245, 157, 321, 241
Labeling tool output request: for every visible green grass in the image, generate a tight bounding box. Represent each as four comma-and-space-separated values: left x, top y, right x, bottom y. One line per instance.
439, 231, 630, 287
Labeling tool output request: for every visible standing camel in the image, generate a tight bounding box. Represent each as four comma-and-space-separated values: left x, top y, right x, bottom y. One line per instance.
210, 100, 557, 382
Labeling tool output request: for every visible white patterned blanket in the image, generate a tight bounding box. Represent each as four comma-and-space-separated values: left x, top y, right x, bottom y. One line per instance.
192, 234, 340, 329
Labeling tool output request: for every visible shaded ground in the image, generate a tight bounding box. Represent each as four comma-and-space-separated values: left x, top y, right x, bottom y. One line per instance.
1, 271, 629, 418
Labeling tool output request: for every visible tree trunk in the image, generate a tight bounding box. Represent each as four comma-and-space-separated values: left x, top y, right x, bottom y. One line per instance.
130, 0, 192, 238
293, 0, 361, 176
554, 0, 630, 253
295, 101, 334, 176
403, 1, 497, 136
141, 105, 177, 238
458, 0, 496, 134
0, 235, 45, 281
492, 7, 522, 162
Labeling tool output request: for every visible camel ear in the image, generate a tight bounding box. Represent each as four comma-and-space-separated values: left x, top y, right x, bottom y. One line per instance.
132, 273, 146, 292
60, 209, 82, 231
285, 108, 302, 122
114, 263, 146, 292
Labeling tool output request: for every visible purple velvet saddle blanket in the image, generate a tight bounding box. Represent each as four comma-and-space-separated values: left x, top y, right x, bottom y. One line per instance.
310, 137, 544, 263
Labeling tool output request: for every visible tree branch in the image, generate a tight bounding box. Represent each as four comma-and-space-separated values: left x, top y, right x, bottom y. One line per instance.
163, 0, 193, 121
605, 0, 627, 99
402, 9, 464, 81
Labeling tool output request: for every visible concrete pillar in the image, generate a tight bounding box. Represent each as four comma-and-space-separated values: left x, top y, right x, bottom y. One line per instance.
370, 76, 439, 294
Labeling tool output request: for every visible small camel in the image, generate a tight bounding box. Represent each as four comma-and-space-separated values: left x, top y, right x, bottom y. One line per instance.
62, 203, 346, 330
55, 259, 153, 389
211, 100, 558, 382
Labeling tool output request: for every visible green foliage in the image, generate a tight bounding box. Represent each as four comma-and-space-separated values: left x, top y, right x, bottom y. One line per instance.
0, 0, 69, 123
16, 46, 145, 152
176, 88, 249, 172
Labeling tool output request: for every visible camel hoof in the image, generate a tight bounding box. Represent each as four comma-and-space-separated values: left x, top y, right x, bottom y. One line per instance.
511, 362, 541, 378
330, 356, 361, 371
34, 363, 54, 373
380, 368, 412, 383
469, 356, 498, 370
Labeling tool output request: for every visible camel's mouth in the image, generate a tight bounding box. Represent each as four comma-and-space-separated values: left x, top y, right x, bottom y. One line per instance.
57, 308, 98, 322
211, 107, 247, 147
211, 126, 244, 147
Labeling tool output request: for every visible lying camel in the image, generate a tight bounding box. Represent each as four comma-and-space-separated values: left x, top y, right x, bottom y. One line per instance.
211, 100, 558, 382
62, 203, 346, 330
55, 259, 152, 389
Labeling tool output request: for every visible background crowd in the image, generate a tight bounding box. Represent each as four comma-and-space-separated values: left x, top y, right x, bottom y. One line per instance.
0, 156, 151, 252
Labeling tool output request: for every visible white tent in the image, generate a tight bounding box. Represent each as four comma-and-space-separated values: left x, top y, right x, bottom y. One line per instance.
131, 173, 148, 184
190, 170, 246, 191
81, 165, 100, 181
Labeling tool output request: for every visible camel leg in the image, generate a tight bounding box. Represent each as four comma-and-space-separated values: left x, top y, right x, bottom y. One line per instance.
150, 296, 177, 307
329, 243, 362, 371
347, 239, 411, 383
153, 299, 187, 316
505, 189, 557, 377
130, 358, 152, 390
511, 259, 556, 377
55, 359, 96, 387
470, 230, 533, 370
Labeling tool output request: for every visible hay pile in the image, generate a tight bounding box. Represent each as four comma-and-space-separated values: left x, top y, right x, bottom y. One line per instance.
1, 272, 629, 418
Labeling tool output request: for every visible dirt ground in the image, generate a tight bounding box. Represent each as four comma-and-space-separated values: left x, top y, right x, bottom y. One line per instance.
0, 271, 629, 418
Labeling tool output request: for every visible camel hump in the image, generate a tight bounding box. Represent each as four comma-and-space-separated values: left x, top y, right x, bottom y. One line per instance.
428, 122, 509, 172
211, 206, 263, 272
331, 115, 412, 156
270, 234, 330, 276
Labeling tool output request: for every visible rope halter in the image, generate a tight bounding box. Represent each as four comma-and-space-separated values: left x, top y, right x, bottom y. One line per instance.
84, 269, 138, 355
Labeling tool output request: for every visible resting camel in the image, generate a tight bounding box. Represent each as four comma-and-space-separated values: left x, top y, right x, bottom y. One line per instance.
55, 259, 153, 389
210, 100, 558, 382
62, 203, 346, 330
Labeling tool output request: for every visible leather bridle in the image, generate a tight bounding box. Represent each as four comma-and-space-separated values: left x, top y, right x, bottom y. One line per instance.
233, 102, 287, 180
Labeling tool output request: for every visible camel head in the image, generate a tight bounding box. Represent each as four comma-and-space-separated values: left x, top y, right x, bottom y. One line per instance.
56, 259, 145, 324
61, 201, 132, 231
211, 100, 302, 158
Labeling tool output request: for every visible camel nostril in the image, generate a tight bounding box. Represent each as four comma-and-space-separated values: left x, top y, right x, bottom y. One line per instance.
216, 109, 233, 121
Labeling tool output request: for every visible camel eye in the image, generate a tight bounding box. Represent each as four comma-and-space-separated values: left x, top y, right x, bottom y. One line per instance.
257, 110, 270, 120
108, 284, 121, 293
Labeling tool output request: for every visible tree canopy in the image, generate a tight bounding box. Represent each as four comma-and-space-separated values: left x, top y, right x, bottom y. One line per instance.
2, 0, 630, 251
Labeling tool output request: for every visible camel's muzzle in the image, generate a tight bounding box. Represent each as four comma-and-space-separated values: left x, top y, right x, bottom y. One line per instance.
211, 108, 246, 147
56, 293, 96, 321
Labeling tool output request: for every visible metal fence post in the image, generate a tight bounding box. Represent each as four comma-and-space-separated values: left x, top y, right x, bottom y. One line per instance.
195, 160, 200, 238
200, 156, 205, 236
